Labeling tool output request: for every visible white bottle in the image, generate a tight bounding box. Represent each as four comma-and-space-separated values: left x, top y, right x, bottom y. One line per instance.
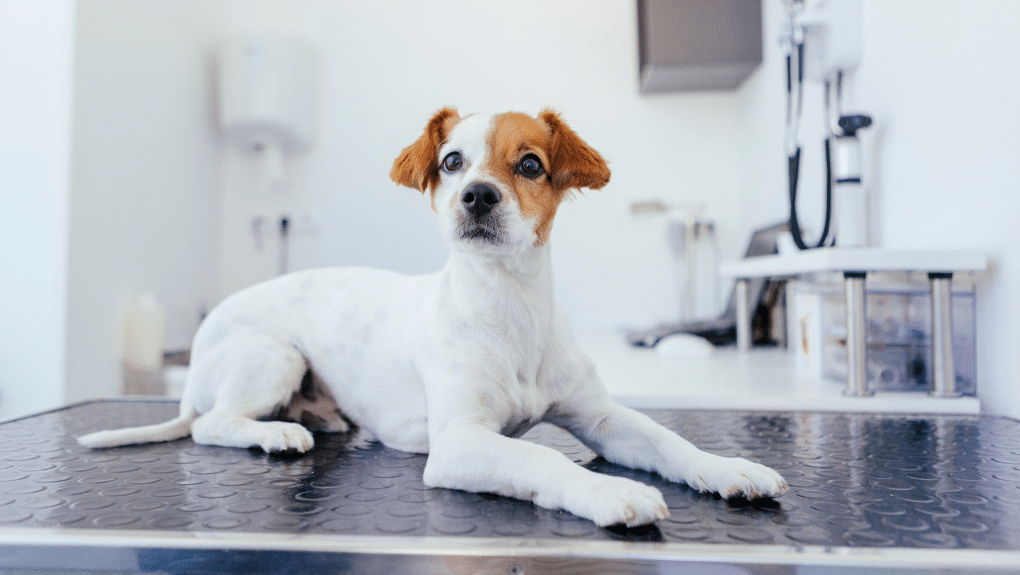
121, 294, 165, 372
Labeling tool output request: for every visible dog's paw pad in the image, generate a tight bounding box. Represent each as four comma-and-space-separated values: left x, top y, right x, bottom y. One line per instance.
585, 478, 669, 527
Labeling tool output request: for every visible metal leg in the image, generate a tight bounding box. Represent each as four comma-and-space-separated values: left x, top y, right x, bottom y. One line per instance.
736, 279, 750, 352
843, 271, 873, 397
929, 272, 959, 398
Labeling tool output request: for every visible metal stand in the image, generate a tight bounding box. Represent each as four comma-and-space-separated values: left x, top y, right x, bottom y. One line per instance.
735, 279, 750, 352
929, 272, 959, 398
843, 271, 873, 397
722, 248, 984, 398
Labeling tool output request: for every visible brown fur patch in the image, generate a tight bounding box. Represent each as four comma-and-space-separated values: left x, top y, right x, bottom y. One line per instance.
484, 111, 611, 244
390, 108, 461, 203
299, 370, 318, 401
539, 109, 611, 192
276, 372, 349, 433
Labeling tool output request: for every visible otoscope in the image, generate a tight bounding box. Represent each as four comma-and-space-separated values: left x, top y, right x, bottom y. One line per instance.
783, 0, 871, 250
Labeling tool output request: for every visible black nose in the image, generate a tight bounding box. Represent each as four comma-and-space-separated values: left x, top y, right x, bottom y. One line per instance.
461, 182, 501, 216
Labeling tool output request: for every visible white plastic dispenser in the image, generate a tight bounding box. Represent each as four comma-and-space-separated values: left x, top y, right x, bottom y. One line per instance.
218, 36, 318, 192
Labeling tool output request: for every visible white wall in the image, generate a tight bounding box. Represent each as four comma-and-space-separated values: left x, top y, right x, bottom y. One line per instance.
214, 0, 749, 331
12, 0, 747, 414
0, 1, 76, 421
5, 0, 1017, 421
64, 0, 224, 402
739, 0, 1020, 418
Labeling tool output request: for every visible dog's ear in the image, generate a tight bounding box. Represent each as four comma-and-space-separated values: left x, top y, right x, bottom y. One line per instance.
539, 109, 610, 192
390, 108, 460, 193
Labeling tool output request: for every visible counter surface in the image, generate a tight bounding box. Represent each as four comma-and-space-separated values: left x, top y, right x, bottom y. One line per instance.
1, 400, 1018, 573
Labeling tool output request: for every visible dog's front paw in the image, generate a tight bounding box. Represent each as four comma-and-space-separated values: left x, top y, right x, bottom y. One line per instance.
256, 421, 315, 453
685, 456, 788, 500
581, 477, 669, 527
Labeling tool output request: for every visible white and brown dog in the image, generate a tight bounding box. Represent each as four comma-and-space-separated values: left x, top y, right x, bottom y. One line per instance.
79, 109, 787, 527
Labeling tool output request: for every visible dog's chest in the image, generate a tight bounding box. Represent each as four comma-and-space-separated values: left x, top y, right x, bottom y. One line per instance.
493, 347, 555, 438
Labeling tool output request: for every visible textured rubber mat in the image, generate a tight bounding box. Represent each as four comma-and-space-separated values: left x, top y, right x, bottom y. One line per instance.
2, 400, 1020, 551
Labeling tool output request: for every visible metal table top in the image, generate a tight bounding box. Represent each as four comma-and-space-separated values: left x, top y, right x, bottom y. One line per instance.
2, 400, 1019, 574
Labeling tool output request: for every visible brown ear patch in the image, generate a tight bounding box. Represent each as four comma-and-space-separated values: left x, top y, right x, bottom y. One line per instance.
390, 108, 461, 194
485, 111, 610, 245
538, 109, 610, 192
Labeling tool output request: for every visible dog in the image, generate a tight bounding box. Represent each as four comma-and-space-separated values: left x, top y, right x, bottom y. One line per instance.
79, 109, 787, 527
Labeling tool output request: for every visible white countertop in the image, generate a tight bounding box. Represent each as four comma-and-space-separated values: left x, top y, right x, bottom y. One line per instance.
577, 332, 981, 415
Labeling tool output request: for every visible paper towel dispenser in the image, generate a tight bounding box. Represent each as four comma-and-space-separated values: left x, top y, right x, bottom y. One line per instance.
217, 36, 318, 188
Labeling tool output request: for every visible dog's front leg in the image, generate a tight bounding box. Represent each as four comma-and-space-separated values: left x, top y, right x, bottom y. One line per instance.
552, 382, 788, 500
422, 421, 669, 527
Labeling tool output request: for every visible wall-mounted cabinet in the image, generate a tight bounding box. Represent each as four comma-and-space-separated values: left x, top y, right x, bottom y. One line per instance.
638, 0, 763, 92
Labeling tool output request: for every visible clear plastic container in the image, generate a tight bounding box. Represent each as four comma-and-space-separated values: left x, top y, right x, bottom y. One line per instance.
819, 288, 976, 395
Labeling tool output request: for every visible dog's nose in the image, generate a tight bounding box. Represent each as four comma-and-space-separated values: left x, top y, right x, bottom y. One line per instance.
461, 182, 501, 216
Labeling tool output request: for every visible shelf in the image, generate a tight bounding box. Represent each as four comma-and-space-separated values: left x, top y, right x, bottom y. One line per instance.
721, 247, 987, 279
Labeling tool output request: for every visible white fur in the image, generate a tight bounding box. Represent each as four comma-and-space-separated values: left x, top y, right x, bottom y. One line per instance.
79, 113, 787, 527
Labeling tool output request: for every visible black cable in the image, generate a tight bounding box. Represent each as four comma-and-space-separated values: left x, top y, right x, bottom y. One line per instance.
786, 39, 834, 251
788, 139, 834, 250
820, 137, 834, 246
788, 147, 808, 250
796, 43, 804, 116
797, 42, 804, 78
785, 53, 793, 109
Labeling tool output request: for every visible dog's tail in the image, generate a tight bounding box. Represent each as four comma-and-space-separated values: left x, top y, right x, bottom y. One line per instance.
78, 402, 199, 448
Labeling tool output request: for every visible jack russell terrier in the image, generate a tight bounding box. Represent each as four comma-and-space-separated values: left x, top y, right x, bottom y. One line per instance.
79, 109, 787, 527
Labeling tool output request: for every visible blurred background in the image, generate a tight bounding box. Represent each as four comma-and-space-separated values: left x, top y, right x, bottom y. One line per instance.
2, 0, 1018, 422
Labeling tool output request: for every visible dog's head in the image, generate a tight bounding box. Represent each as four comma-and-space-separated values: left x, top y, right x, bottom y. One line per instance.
390, 109, 610, 253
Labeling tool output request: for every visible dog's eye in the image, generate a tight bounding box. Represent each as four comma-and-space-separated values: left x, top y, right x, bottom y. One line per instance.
441, 152, 463, 173
515, 154, 545, 179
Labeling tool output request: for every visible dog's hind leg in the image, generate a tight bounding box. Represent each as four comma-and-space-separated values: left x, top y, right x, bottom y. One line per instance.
189, 337, 315, 453
192, 410, 314, 453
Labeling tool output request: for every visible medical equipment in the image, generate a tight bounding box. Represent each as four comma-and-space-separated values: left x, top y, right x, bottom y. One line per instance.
631, 201, 721, 324
629, 222, 790, 348
782, 0, 870, 249
666, 205, 720, 323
